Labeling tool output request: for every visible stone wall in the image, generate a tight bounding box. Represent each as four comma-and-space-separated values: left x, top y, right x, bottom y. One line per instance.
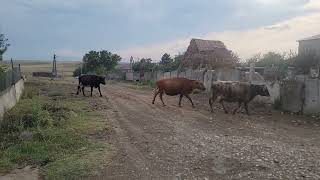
304, 79, 320, 114
280, 80, 305, 113
0, 79, 25, 120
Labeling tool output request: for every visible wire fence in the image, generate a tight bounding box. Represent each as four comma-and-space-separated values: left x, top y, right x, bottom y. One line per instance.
0, 67, 21, 93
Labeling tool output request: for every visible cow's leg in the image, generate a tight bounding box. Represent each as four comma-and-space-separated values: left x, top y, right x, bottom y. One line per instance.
90, 86, 93, 97
98, 86, 102, 97
209, 95, 217, 113
178, 94, 183, 107
82, 86, 85, 96
185, 94, 195, 108
76, 85, 81, 95
244, 102, 250, 115
159, 91, 166, 106
219, 99, 228, 114
152, 88, 160, 104
209, 98, 213, 112
232, 101, 242, 115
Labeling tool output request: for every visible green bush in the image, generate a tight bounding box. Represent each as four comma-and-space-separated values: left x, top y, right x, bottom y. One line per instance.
0, 64, 9, 73
1, 98, 52, 134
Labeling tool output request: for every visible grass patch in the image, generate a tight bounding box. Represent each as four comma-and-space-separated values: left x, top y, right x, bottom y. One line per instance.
45, 144, 111, 180
22, 85, 39, 99
0, 80, 111, 179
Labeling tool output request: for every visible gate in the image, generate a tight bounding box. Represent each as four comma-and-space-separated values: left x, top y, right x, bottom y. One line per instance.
280, 80, 305, 113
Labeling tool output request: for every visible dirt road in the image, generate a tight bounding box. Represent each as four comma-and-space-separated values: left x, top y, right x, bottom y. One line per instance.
93, 82, 320, 180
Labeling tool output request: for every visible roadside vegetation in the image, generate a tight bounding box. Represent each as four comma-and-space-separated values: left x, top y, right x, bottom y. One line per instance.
0, 80, 112, 179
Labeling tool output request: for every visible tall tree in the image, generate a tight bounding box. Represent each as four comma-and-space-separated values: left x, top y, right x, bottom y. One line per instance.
0, 34, 10, 61
73, 50, 121, 76
132, 58, 155, 72
160, 53, 173, 65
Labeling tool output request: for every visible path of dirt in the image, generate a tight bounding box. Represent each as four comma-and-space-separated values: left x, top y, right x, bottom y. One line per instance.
90, 82, 320, 180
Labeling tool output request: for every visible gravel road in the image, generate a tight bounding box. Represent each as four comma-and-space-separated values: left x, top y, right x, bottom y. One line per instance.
92, 82, 320, 180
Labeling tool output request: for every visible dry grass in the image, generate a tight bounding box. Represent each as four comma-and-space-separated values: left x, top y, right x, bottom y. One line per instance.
12, 60, 81, 79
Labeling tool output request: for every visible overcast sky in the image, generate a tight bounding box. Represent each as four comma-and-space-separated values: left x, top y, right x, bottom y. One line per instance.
1, 0, 320, 61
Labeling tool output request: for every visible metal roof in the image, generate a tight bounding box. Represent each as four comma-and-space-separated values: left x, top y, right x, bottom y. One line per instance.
298, 34, 320, 42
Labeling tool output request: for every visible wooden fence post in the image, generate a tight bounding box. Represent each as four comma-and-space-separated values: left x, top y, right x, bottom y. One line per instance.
11, 58, 14, 85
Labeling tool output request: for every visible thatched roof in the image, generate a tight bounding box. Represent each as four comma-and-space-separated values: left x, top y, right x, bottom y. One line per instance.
192, 39, 226, 51
182, 38, 237, 69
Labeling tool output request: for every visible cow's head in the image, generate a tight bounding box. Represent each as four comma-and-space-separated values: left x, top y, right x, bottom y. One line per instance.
255, 84, 270, 97
100, 76, 106, 85
192, 80, 206, 91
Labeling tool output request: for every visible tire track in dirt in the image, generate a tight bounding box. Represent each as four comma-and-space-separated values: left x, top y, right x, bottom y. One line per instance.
97, 94, 155, 179
96, 84, 219, 179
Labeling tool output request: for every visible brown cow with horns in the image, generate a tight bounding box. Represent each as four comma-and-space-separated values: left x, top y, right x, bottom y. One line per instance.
152, 77, 206, 107
209, 81, 270, 115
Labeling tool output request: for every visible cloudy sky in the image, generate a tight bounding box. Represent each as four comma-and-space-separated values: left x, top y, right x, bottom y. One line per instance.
1, 0, 320, 61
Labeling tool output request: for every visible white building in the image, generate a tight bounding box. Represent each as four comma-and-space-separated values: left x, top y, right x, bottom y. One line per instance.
298, 34, 320, 55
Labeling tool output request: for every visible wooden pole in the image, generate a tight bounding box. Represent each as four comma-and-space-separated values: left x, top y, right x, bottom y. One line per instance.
11, 58, 14, 85
80, 63, 83, 75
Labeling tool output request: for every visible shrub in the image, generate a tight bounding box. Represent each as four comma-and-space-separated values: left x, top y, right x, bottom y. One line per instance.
42, 102, 70, 126
0, 99, 52, 134
22, 86, 39, 99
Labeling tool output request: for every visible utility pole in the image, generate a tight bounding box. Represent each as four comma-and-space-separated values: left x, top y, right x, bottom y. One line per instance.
130, 56, 133, 72
52, 54, 57, 77
249, 63, 255, 83
80, 63, 83, 75
11, 58, 14, 85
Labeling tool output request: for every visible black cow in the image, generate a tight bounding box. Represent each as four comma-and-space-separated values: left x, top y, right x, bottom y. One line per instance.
76, 75, 106, 97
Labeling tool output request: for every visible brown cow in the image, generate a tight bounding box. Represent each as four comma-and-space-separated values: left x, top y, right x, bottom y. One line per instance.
209, 81, 270, 115
152, 77, 206, 107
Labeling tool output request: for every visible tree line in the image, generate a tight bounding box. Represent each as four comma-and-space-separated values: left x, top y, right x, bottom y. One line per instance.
73, 49, 319, 78
132, 53, 183, 73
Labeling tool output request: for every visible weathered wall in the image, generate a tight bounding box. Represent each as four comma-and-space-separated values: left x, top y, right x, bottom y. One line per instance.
215, 68, 240, 81
266, 81, 280, 103
0, 79, 25, 120
126, 72, 134, 81
280, 79, 320, 114
299, 39, 320, 56
280, 80, 305, 113
203, 70, 214, 92
304, 79, 320, 114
